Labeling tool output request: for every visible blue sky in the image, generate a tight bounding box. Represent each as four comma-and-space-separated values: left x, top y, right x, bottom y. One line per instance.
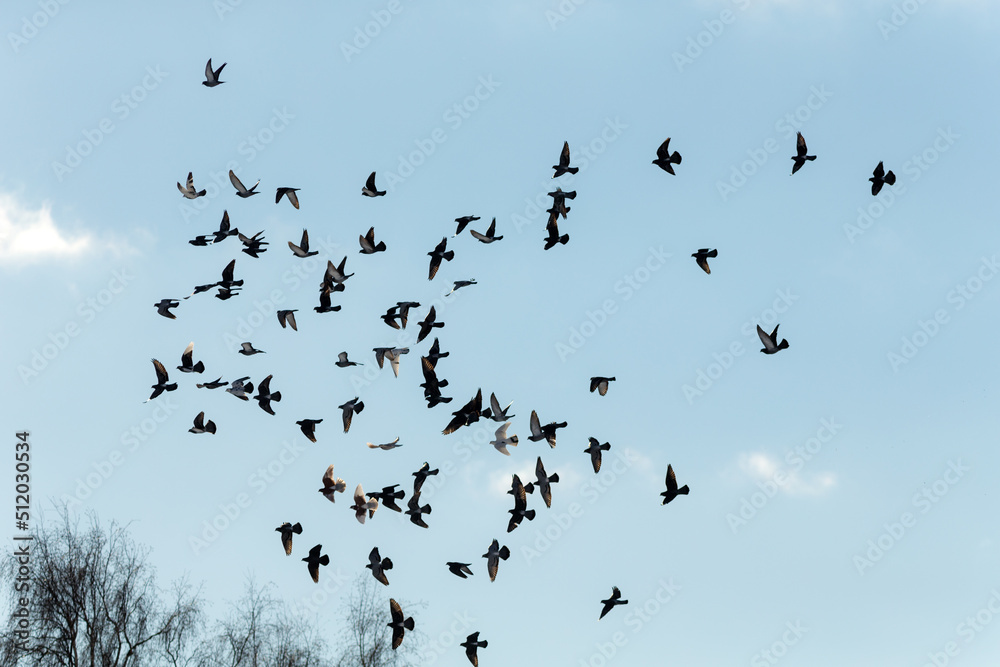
3, 0, 1000, 664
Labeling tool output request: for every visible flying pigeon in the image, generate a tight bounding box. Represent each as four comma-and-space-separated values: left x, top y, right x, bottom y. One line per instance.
288, 229, 318, 258
447, 562, 474, 579
177, 172, 206, 199
600, 587, 629, 619
482, 539, 510, 582
154, 299, 180, 319
427, 238, 454, 280
381, 306, 402, 330
387, 599, 414, 650
507, 474, 535, 532
188, 411, 216, 435
203, 58, 226, 87
412, 462, 439, 494
416, 306, 443, 344
870, 161, 896, 196
296, 419, 322, 443
277, 309, 298, 331
395, 302, 421, 328
481, 392, 514, 422
147, 359, 178, 401
229, 169, 259, 197
791, 132, 816, 175
453, 216, 480, 236
585, 437, 611, 473
528, 410, 567, 448
523, 457, 559, 508
302, 545, 329, 583
461, 632, 488, 667
335, 352, 361, 368
442, 389, 483, 435
368, 485, 405, 512
552, 141, 579, 178
315, 290, 341, 313
469, 218, 503, 244
238, 341, 265, 356
652, 138, 682, 175
692, 248, 717, 275
321, 257, 354, 289
361, 171, 385, 197
350, 484, 378, 524
177, 342, 205, 374
338, 397, 364, 433
366, 546, 393, 586
589, 376, 615, 396
447, 279, 477, 295
218, 259, 243, 290
275, 187, 300, 209
212, 210, 238, 243
374, 347, 409, 378
546, 198, 571, 220
661, 464, 690, 505
189, 235, 212, 246
757, 324, 789, 354
318, 465, 346, 502
425, 338, 449, 365
253, 374, 281, 415
543, 215, 569, 250
489, 422, 518, 456
238, 230, 268, 257
406, 490, 432, 528
225, 376, 254, 400
196, 377, 226, 389
368, 437, 403, 451
275, 522, 302, 556
359, 227, 387, 254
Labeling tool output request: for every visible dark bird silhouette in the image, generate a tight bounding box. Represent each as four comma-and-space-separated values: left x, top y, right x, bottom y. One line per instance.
600, 587, 628, 619
238, 230, 268, 257
547, 186, 577, 202
528, 410, 567, 448
229, 169, 259, 197
277, 309, 298, 331
373, 347, 409, 377
361, 171, 385, 197
453, 216, 480, 236
276, 187, 300, 209
395, 302, 421, 328
225, 376, 253, 401
552, 141, 579, 177
661, 464, 690, 505
507, 474, 535, 533
154, 299, 180, 319
692, 248, 717, 275
416, 306, 444, 344
296, 419, 322, 443
590, 376, 615, 396
314, 289, 341, 313
366, 546, 393, 585
482, 539, 510, 582
791, 132, 816, 174
238, 341, 265, 356
288, 229, 317, 257
387, 599, 414, 650
425, 338, 449, 365
367, 437, 402, 451
448, 279, 477, 295
202, 58, 225, 87
318, 465, 346, 503
215, 286, 241, 300
524, 457, 559, 508
359, 226, 387, 254
218, 259, 243, 290
189, 411, 216, 435
254, 375, 281, 415
412, 462, 439, 494
406, 490, 432, 528
196, 377, 226, 389
546, 198, 571, 220
338, 397, 364, 433
443, 389, 483, 435
177, 172, 206, 199
447, 562, 473, 579
275, 522, 302, 555
321, 257, 354, 290
585, 437, 611, 473
147, 359, 177, 401
469, 218, 503, 244
544, 214, 569, 250
381, 306, 402, 330
212, 210, 238, 243
335, 351, 361, 368
869, 161, 896, 196
427, 237, 455, 280
369, 485, 405, 512
757, 324, 789, 354
481, 392, 514, 422
189, 235, 212, 246
302, 545, 329, 583
461, 632, 488, 667
652, 138, 682, 175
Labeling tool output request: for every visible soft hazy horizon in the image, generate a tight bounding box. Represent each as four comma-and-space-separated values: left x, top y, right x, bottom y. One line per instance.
3, 1, 1000, 665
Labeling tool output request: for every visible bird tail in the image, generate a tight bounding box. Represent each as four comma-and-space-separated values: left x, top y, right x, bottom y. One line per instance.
678, 485, 690, 495
292, 523, 303, 534
510, 435, 518, 444
423, 505, 432, 514
524, 482, 534, 494
404, 618, 415, 631
806, 156, 816, 161
206, 420, 217, 434
480, 641, 488, 648
499, 546, 510, 560
777, 340, 789, 350
245, 382, 254, 394
270, 391, 282, 402
560, 234, 569, 245
672, 152, 682, 164
567, 167, 579, 174
600, 443, 610, 451
383, 558, 393, 570
525, 510, 536, 521
375, 241, 386, 252
319, 555, 330, 566
549, 473, 559, 483
193, 361, 205, 373
355, 401, 365, 413
885, 171, 896, 185
444, 251, 455, 261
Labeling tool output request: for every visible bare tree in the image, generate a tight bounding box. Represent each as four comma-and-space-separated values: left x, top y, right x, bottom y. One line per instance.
331, 576, 421, 667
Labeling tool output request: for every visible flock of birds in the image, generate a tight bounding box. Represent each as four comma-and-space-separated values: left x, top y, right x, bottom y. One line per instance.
141, 58, 898, 664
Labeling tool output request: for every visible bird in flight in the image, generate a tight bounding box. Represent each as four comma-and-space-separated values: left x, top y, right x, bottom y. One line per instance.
147, 359, 178, 401
302, 545, 329, 583
528, 410, 567, 448
589, 376, 615, 396
427, 237, 454, 280
368, 485, 405, 513
416, 306, 443, 344
469, 218, 503, 244
229, 169, 259, 197
296, 419, 322, 443
652, 138, 683, 175
361, 171, 385, 197
238, 341, 265, 356
507, 474, 535, 533
350, 484, 379, 524
585, 437, 611, 473
482, 392, 514, 422
447, 562, 474, 579
387, 599, 414, 650
188, 411, 216, 435
367, 437, 403, 451
600, 587, 629, 619
791, 132, 816, 174
869, 161, 896, 196
552, 141, 579, 177
253, 375, 282, 415
544, 215, 569, 250
212, 210, 239, 244
448, 279, 477, 295
757, 324, 789, 354
406, 490, 432, 528
412, 462, 439, 494
660, 464, 690, 505
338, 397, 365, 433
203, 58, 226, 87
277, 309, 298, 331
359, 226, 387, 254
177, 172, 206, 199
318, 465, 346, 503
489, 422, 518, 456
692, 248, 717, 275
482, 538, 510, 582
366, 546, 393, 585
225, 376, 254, 401
196, 377, 226, 389
524, 457, 559, 508
453, 216, 480, 236
288, 229, 318, 258
275, 522, 302, 555
461, 632, 488, 667
154, 298, 180, 319
275, 187, 300, 209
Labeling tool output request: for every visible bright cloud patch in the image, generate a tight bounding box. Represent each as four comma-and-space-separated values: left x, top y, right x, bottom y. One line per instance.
0, 194, 91, 261
738, 451, 836, 496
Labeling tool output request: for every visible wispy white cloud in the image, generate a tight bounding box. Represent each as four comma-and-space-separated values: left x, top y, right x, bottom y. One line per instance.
0, 193, 91, 261
737, 451, 836, 496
